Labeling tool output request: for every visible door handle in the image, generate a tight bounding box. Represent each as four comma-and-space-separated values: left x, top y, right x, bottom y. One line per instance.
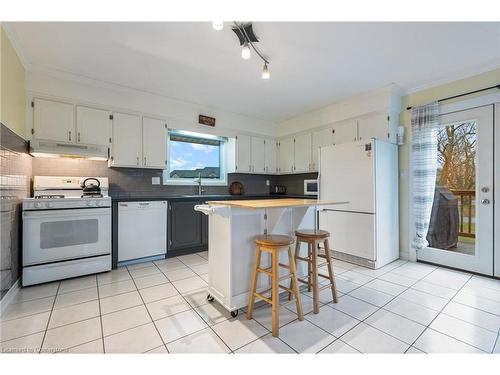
144, 157, 147, 166
481, 198, 490, 205
136, 157, 139, 166
77, 132, 81, 142
68, 131, 72, 141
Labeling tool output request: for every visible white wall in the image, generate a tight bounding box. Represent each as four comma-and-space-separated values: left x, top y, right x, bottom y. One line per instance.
276, 84, 402, 137
25, 69, 277, 139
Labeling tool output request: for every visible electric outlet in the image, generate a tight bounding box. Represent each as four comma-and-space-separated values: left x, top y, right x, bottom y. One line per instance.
152, 177, 161, 185
266, 179, 270, 186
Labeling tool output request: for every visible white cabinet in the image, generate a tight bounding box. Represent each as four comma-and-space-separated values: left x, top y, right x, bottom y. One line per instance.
264, 138, 277, 174
357, 112, 395, 143
110, 113, 142, 167
76, 106, 112, 146
278, 137, 294, 174
33, 98, 75, 143
251, 137, 266, 173
294, 133, 312, 173
332, 118, 358, 144
311, 127, 334, 171
235, 134, 251, 173
142, 117, 167, 169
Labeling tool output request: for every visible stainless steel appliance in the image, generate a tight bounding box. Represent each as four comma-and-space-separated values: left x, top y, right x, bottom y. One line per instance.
22, 176, 111, 286
303, 179, 318, 195
270, 185, 286, 195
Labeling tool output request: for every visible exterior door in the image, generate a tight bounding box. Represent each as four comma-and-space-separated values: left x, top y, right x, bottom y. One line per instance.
417, 105, 494, 275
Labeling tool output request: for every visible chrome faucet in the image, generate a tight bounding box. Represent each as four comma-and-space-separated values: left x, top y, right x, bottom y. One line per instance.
196, 172, 206, 195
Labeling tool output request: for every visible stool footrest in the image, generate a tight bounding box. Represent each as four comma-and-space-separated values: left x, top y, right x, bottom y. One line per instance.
254, 292, 272, 305
318, 284, 334, 292
257, 267, 272, 276
297, 277, 310, 285
318, 273, 332, 279
278, 273, 293, 281
295, 256, 311, 262
278, 263, 290, 269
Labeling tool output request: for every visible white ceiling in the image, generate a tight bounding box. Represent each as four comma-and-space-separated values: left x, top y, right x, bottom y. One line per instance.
7, 22, 500, 122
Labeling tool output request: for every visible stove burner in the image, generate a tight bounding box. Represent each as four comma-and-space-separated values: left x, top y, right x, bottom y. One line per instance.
35, 195, 65, 199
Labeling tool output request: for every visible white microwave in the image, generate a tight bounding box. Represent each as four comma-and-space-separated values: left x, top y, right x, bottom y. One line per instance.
304, 179, 318, 195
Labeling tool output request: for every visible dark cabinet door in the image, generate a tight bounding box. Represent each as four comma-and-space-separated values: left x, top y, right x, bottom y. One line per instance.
168, 201, 203, 251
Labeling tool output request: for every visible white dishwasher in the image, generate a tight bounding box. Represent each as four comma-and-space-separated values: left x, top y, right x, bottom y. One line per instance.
118, 201, 167, 262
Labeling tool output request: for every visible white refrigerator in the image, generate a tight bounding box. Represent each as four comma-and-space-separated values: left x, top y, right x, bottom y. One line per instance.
318, 139, 399, 269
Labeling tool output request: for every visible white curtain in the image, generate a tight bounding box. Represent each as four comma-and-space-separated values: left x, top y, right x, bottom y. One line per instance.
411, 102, 440, 251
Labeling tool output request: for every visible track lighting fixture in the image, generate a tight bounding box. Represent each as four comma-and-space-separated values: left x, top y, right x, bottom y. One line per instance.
212, 21, 224, 31
212, 21, 271, 80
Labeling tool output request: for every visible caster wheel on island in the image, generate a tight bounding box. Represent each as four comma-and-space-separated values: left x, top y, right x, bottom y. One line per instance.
230, 310, 239, 318
206, 294, 215, 302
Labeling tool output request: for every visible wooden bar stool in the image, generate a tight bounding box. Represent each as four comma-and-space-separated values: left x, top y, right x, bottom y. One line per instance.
293, 229, 338, 314
247, 234, 304, 337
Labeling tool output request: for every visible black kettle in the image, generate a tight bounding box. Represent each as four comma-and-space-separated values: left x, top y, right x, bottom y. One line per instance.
81, 178, 102, 197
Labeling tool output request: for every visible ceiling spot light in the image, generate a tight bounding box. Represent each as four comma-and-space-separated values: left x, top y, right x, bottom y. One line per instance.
262, 63, 270, 79
241, 43, 251, 59
212, 21, 224, 31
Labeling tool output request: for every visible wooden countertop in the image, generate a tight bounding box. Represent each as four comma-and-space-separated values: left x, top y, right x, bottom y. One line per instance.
204, 198, 348, 209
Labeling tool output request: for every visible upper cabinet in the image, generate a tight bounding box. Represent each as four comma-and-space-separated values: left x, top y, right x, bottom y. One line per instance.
235, 134, 252, 173
142, 117, 167, 169
311, 127, 334, 171
33, 98, 75, 143
332, 118, 358, 144
294, 133, 312, 173
264, 138, 277, 174
278, 137, 294, 174
357, 112, 396, 143
251, 137, 266, 174
76, 105, 112, 146
110, 113, 167, 169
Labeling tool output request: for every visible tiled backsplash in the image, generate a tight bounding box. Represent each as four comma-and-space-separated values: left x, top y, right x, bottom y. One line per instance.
32, 158, 318, 198
0, 124, 32, 299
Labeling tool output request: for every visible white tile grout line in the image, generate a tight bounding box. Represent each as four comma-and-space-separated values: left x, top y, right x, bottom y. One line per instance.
37, 281, 61, 354
95, 273, 106, 353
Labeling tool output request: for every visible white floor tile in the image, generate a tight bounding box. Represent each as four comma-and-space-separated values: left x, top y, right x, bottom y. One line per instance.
211, 317, 268, 350
177, 254, 207, 267
167, 327, 230, 353
421, 268, 471, 290
104, 323, 163, 353
0, 332, 45, 354
164, 267, 197, 282
337, 270, 374, 285
194, 302, 232, 325
42, 317, 102, 351
278, 319, 335, 353
341, 322, 409, 353
60, 339, 104, 354
155, 259, 188, 272
290, 294, 317, 315
460, 284, 500, 303
453, 290, 500, 316
133, 273, 169, 290
365, 309, 426, 344
11, 282, 59, 304
49, 300, 100, 329
378, 272, 419, 287
58, 275, 97, 294
329, 295, 378, 320
98, 279, 136, 298
189, 263, 209, 275
102, 305, 152, 336
467, 275, 500, 292
200, 274, 209, 283
97, 268, 131, 285
0, 311, 50, 342
331, 260, 358, 270
54, 287, 98, 309
302, 284, 338, 304
430, 314, 497, 352
411, 280, 457, 299
172, 276, 207, 294
406, 346, 425, 354
129, 265, 161, 279
250, 304, 299, 331
442, 301, 500, 333
384, 297, 440, 326
305, 305, 359, 337
235, 334, 295, 353
145, 345, 168, 353
349, 286, 394, 307
318, 339, 361, 353
183, 288, 210, 308
334, 277, 362, 294
126, 261, 155, 270
139, 283, 178, 304
99, 290, 143, 314
398, 288, 448, 311
350, 265, 392, 278
413, 328, 483, 353
364, 279, 406, 296
390, 262, 436, 279
154, 309, 208, 343
146, 294, 192, 321
1, 296, 55, 320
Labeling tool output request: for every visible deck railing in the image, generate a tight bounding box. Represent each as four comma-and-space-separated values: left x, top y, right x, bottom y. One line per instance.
450, 189, 475, 238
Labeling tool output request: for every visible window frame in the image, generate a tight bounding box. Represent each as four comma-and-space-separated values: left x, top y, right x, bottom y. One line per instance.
163, 130, 228, 186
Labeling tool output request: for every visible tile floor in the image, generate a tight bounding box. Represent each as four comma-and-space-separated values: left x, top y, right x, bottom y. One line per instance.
1, 251, 499, 354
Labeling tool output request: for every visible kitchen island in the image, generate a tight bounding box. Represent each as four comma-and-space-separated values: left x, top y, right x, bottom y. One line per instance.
195, 198, 347, 316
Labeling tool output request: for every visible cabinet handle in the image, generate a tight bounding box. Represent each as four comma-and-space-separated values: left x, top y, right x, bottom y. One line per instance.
144, 157, 147, 166
77, 132, 81, 142
68, 131, 72, 141
136, 157, 139, 166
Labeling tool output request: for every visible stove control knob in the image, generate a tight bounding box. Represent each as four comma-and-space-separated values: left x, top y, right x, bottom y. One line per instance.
87, 200, 95, 207
34, 202, 42, 209
46, 202, 52, 208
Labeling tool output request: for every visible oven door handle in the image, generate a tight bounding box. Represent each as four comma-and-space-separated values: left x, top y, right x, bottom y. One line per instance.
23, 208, 111, 219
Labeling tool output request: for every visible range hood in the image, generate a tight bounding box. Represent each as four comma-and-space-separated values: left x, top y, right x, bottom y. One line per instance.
29, 139, 109, 160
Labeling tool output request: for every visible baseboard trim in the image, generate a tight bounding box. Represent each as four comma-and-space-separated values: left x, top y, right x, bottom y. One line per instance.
0, 278, 21, 315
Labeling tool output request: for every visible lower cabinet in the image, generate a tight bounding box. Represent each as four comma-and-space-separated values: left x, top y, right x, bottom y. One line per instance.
168, 200, 206, 251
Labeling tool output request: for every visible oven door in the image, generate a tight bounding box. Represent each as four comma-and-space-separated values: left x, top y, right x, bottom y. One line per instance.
22, 208, 111, 266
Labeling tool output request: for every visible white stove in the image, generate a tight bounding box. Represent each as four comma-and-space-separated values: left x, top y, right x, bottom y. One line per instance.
22, 176, 112, 286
